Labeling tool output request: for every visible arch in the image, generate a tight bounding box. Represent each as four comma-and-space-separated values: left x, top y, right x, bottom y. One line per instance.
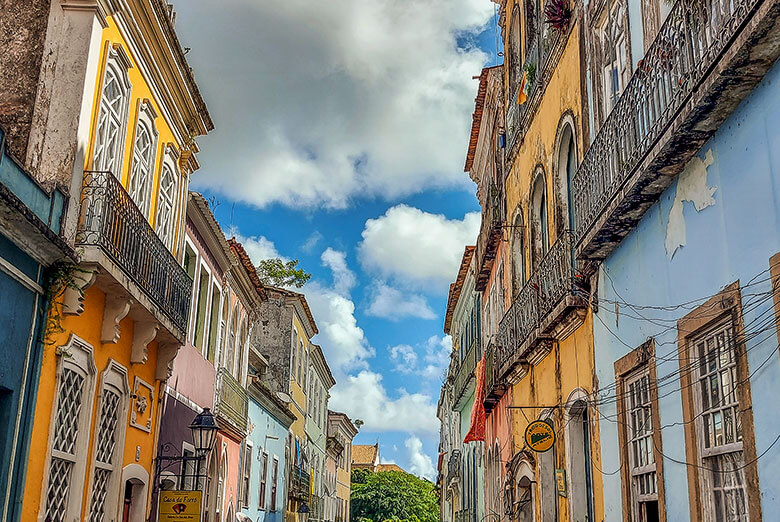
511, 454, 536, 522
509, 5, 523, 93
120, 463, 149, 522
565, 388, 595, 522
128, 100, 159, 216
529, 168, 549, 271
93, 44, 132, 176
510, 208, 526, 297
553, 112, 578, 235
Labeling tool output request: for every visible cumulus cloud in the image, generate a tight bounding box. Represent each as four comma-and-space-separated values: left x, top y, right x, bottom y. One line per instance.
389, 344, 419, 373
366, 281, 436, 321
405, 435, 436, 480
230, 230, 284, 264
301, 231, 324, 253
176, 0, 492, 209
321, 247, 357, 294
359, 205, 479, 289
328, 370, 439, 434
387, 335, 452, 380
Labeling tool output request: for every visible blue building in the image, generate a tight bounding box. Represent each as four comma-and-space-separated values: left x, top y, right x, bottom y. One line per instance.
576, 0, 780, 520
242, 352, 295, 522
0, 122, 73, 521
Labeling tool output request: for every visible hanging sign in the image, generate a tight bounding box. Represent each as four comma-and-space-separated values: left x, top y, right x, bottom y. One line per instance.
556, 469, 568, 497
159, 490, 202, 521
524, 420, 555, 452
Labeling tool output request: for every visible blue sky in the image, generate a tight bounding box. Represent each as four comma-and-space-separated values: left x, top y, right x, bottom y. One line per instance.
176, 0, 500, 478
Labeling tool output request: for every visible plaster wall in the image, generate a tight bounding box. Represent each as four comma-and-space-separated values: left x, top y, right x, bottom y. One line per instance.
594, 56, 780, 520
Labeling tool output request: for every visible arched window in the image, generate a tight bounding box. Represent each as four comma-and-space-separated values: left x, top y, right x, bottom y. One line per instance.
128, 101, 158, 216
513, 458, 535, 522
554, 119, 577, 234
94, 47, 131, 175
225, 306, 238, 373
566, 394, 595, 522
530, 170, 549, 270
510, 5, 523, 93
155, 153, 179, 250
525, 0, 539, 54
511, 211, 526, 296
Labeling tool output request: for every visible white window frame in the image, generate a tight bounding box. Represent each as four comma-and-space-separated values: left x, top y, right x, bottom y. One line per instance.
181, 441, 197, 491
86, 359, 130, 522
183, 236, 200, 344
128, 99, 159, 217
193, 259, 214, 354
598, 1, 628, 118
206, 280, 223, 364
93, 44, 132, 176
624, 366, 659, 517
242, 441, 253, 508
40, 334, 97, 522
155, 147, 180, 251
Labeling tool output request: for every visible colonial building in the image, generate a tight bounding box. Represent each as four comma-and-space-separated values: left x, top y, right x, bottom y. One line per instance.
326, 411, 358, 522
306, 345, 336, 521
577, 0, 780, 520
255, 286, 319, 520
351, 444, 380, 472
0, 2, 213, 520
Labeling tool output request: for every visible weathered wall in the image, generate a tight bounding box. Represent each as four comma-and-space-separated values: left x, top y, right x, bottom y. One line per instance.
0, 0, 50, 161
257, 295, 293, 395
594, 57, 780, 520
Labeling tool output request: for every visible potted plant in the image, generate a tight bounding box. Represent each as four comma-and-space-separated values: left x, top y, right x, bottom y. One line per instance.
544, 0, 572, 34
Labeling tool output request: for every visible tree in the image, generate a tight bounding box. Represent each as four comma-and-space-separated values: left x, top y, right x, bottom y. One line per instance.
256, 258, 311, 288
351, 470, 440, 522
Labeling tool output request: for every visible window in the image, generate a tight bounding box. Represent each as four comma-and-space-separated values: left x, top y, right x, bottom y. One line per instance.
566, 393, 595, 522
155, 157, 179, 250
270, 458, 279, 511
93, 46, 131, 175
207, 285, 221, 364
181, 443, 196, 490
225, 307, 238, 372
194, 265, 210, 351
291, 328, 299, 382
87, 361, 129, 522
259, 452, 269, 510
128, 101, 159, 216
598, 1, 629, 120
42, 336, 96, 522
554, 120, 577, 234
242, 442, 252, 508
509, 5, 522, 94
537, 417, 557, 522
530, 171, 548, 270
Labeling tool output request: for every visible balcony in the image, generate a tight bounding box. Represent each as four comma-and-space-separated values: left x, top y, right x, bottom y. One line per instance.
452, 340, 481, 406
488, 233, 588, 401
76, 170, 191, 338
213, 367, 249, 436
310, 495, 324, 520
573, 0, 780, 261
474, 179, 505, 292
447, 450, 461, 482
455, 509, 475, 522
289, 465, 310, 500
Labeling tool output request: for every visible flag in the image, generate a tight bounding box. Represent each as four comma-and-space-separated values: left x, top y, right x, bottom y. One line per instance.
517, 69, 529, 105
463, 355, 486, 443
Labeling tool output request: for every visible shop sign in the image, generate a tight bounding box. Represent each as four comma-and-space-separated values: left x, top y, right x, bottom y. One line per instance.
524, 420, 555, 452
159, 490, 202, 521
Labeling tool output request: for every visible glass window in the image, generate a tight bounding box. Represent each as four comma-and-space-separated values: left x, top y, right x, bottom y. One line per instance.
259, 452, 268, 510
128, 105, 158, 216
155, 160, 178, 250
94, 52, 131, 175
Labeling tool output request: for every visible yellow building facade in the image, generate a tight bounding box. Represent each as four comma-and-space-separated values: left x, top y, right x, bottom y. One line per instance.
476, 1, 603, 520
21, 2, 211, 521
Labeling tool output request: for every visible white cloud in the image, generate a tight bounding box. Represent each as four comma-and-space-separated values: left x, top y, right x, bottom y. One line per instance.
176, 0, 492, 209
230, 230, 284, 265
321, 247, 357, 294
328, 370, 439, 435
301, 231, 324, 253
387, 335, 452, 380
366, 281, 436, 321
358, 205, 480, 289
405, 435, 436, 480
389, 344, 418, 373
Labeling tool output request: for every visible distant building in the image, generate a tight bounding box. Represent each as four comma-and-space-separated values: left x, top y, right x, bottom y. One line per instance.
326, 411, 358, 522
375, 464, 405, 473
351, 443, 380, 472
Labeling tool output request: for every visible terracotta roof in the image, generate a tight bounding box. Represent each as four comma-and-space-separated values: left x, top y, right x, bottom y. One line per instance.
464, 66, 502, 172
376, 464, 405, 473
265, 285, 319, 335
444, 246, 476, 334
352, 444, 379, 466
228, 238, 268, 300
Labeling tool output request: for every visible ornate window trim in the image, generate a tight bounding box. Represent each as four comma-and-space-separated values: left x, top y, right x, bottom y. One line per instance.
154, 144, 181, 251
40, 334, 97, 522
86, 359, 130, 522
552, 112, 578, 235
529, 167, 549, 271
564, 388, 595, 522
93, 43, 132, 176
128, 99, 159, 217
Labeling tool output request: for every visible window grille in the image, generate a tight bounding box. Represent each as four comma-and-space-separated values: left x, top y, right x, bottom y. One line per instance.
44, 368, 86, 522
155, 162, 178, 249
692, 319, 749, 521
128, 120, 156, 215
88, 388, 122, 522
94, 59, 130, 175
625, 368, 658, 521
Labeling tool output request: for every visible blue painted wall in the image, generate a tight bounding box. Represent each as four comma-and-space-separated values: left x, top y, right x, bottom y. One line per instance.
242, 397, 290, 522
594, 57, 780, 520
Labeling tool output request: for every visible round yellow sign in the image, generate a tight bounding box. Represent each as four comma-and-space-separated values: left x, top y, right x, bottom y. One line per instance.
525, 420, 555, 452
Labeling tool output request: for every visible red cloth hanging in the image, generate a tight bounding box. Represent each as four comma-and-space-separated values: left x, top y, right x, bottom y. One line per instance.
463, 354, 486, 443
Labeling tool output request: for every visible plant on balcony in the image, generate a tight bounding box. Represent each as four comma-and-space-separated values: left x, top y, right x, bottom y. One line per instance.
524, 61, 537, 86
544, 0, 572, 34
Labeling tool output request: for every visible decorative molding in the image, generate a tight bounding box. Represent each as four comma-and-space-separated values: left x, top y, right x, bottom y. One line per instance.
131, 321, 159, 364
526, 339, 553, 366
139, 98, 159, 120
62, 268, 97, 315
130, 376, 154, 432
156, 342, 180, 381
110, 42, 133, 72
101, 296, 131, 344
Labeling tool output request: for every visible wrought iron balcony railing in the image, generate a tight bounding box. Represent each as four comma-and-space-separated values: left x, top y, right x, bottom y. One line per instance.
447, 449, 461, 480
289, 465, 311, 500
474, 179, 505, 292
453, 339, 480, 405
572, 0, 765, 257
76, 170, 191, 334
493, 233, 586, 386
214, 367, 249, 435
455, 508, 475, 522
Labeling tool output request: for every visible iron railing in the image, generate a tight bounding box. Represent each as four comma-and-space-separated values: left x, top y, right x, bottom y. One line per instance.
494, 232, 584, 381
453, 340, 480, 405
475, 179, 505, 291
310, 495, 324, 520
214, 367, 249, 435
76, 170, 191, 333
447, 450, 462, 481
455, 508, 475, 522
484, 343, 496, 403
289, 466, 310, 500
572, 0, 761, 244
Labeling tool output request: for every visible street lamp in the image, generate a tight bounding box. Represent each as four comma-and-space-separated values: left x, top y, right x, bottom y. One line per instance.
190, 408, 219, 457
298, 502, 311, 513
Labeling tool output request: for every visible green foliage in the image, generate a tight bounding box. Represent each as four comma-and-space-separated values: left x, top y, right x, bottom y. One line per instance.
351, 470, 439, 522
351, 468, 370, 484
256, 258, 311, 288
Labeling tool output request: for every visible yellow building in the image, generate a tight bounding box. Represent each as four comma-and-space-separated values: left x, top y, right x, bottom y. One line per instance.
326, 411, 358, 522
471, 1, 603, 520
14, 2, 212, 520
